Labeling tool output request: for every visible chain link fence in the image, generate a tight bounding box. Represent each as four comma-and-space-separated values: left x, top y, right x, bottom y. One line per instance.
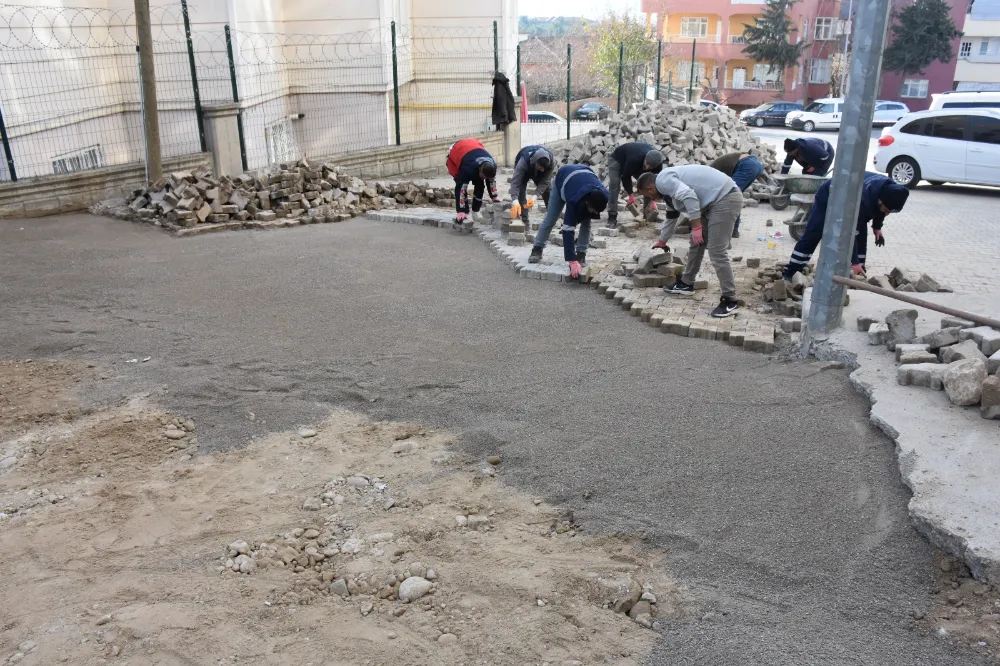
0, 4, 512, 182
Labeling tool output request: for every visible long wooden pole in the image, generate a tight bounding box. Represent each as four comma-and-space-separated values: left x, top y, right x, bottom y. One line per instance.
833, 276, 1000, 329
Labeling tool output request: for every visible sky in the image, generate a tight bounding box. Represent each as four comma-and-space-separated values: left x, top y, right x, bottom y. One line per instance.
519, 0, 642, 20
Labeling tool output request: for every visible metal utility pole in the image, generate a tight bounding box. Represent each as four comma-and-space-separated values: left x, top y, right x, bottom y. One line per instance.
134, 0, 162, 181
804, 0, 892, 341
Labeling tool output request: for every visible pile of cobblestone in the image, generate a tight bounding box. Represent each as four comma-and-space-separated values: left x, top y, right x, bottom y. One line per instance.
552, 100, 779, 177
865, 267, 954, 293
861, 306, 1000, 418
118, 160, 454, 235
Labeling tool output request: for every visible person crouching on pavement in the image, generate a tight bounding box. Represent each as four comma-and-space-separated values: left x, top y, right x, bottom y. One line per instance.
781, 137, 835, 177
528, 164, 609, 278
446, 138, 499, 223
508, 144, 555, 226
637, 166, 743, 318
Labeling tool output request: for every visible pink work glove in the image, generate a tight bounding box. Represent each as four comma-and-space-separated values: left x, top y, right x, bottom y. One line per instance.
851, 263, 865, 275
568, 261, 582, 279
456, 212, 468, 223
652, 241, 669, 251
626, 194, 636, 206
691, 226, 705, 246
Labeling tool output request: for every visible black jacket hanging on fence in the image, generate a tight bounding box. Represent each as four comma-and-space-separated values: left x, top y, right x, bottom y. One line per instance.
492, 72, 517, 130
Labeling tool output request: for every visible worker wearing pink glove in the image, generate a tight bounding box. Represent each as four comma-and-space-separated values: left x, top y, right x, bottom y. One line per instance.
637, 166, 743, 319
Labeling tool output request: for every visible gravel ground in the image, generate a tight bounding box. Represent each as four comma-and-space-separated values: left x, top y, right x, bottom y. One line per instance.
0, 213, 990, 665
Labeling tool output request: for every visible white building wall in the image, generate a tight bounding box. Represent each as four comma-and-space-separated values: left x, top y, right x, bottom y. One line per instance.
956, 16, 1000, 90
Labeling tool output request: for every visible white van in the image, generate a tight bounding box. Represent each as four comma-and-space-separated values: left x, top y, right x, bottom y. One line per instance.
929, 91, 1000, 110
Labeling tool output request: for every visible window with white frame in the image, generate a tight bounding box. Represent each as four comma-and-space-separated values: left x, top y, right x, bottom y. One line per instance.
801, 18, 809, 44
676, 62, 706, 81
809, 58, 831, 83
752, 63, 779, 82
960, 41, 972, 57
814, 17, 837, 40
52, 145, 106, 175
680, 17, 709, 38
901, 78, 929, 98
979, 37, 1000, 55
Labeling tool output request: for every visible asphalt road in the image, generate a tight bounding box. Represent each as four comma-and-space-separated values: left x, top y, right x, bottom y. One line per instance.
0, 214, 988, 665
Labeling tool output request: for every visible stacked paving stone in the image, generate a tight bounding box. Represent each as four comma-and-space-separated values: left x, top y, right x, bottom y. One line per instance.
859, 307, 1000, 418
864, 266, 954, 293
551, 100, 779, 178
121, 160, 454, 235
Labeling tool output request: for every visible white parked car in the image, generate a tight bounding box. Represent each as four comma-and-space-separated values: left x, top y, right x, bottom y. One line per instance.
786, 97, 909, 131
929, 90, 1000, 110
873, 108, 1000, 188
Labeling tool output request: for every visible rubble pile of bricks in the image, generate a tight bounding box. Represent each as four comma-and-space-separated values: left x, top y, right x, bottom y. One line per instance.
119, 160, 455, 236
862, 266, 954, 294
861, 303, 1000, 419
551, 100, 779, 178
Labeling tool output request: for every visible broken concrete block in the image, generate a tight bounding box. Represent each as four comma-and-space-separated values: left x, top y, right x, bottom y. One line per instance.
857, 314, 879, 332
897, 283, 916, 292
885, 309, 918, 345
898, 351, 938, 365
913, 273, 940, 293
989, 349, 1000, 375
919, 326, 962, 350
255, 211, 276, 221
868, 323, 891, 346
889, 267, 921, 288
959, 326, 1000, 356
867, 274, 894, 291
943, 358, 988, 406
941, 316, 974, 330
780, 317, 802, 333
939, 339, 988, 365
746, 257, 761, 268
982, 376, 1000, 419
771, 280, 787, 301
895, 343, 931, 361
897, 362, 949, 390
196, 202, 212, 223
789, 272, 808, 295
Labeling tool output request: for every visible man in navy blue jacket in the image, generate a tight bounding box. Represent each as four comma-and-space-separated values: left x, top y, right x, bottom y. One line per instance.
528, 165, 609, 278
781, 137, 835, 176
783, 172, 909, 281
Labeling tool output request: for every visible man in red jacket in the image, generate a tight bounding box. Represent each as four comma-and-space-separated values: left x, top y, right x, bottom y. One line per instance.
447, 139, 499, 222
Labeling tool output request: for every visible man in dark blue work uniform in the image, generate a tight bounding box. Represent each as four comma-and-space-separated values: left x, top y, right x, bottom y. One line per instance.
781, 137, 835, 176
528, 164, 610, 277
782, 172, 910, 281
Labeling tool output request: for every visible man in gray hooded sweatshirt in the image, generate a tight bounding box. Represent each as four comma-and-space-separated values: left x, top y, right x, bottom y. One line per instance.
637, 165, 743, 318
508, 145, 555, 226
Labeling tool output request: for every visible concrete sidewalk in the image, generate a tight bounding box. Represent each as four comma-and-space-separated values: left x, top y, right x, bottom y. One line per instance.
808, 288, 1000, 583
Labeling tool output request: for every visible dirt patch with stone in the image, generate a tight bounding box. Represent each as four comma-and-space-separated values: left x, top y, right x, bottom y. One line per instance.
917, 552, 1000, 663
0, 360, 685, 665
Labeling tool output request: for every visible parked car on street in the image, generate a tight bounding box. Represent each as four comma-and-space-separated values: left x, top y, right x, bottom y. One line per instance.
929, 90, 1000, 110
786, 97, 910, 131
528, 111, 565, 124
699, 99, 728, 111
740, 101, 803, 127
873, 108, 1000, 188
573, 102, 611, 120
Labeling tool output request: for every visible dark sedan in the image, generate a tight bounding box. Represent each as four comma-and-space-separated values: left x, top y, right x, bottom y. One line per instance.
574, 102, 611, 120
740, 101, 803, 127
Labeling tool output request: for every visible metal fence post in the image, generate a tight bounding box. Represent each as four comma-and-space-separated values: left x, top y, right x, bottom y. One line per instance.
656, 40, 662, 101
0, 105, 17, 182
805, 0, 892, 340
668, 71, 673, 98
493, 20, 499, 73
224, 25, 248, 172
180, 0, 206, 152
566, 43, 571, 141
391, 21, 401, 146
688, 39, 697, 102
516, 43, 521, 90
617, 43, 624, 112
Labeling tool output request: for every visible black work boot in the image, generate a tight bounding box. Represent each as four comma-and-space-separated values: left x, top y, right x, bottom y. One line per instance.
577, 251, 586, 265
606, 217, 618, 229
528, 246, 543, 264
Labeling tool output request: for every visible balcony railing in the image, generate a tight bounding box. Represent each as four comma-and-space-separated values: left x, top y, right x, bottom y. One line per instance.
724, 79, 782, 90
663, 33, 722, 44
729, 35, 748, 44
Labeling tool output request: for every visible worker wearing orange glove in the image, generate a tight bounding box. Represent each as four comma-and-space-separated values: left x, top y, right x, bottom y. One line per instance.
509, 145, 554, 225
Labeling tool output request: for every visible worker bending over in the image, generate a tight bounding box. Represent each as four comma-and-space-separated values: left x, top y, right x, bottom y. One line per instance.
447, 138, 499, 222
606, 142, 665, 228
509, 145, 555, 226
710, 151, 765, 238
782, 172, 909, 281
529, 164, 609, 278
781, 137, 835, 177
637, 166, 743, 318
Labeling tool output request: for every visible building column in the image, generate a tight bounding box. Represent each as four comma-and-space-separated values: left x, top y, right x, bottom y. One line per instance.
202, 103, 243, 177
